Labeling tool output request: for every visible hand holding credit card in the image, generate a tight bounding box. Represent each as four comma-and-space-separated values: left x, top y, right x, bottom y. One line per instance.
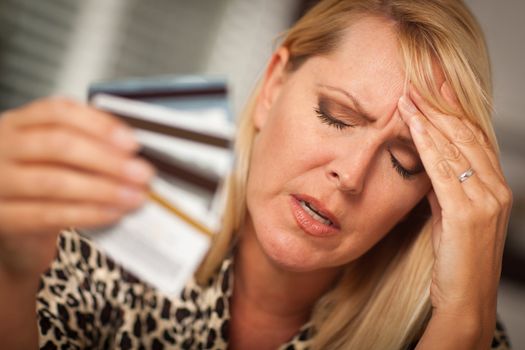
80, 76, 234, 296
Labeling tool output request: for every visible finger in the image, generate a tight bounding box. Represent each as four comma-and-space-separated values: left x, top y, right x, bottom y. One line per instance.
403, 100, 489, 202
437, 81, 462, 115
440, 82, 503, 180
400, 95, 512, 242
0, 164, 147, 209
398, 95, 469, 210
0, 201, 126, 235
411, 84, 498, 174
409, 87, 507, 200
427, 189, 442, 251
413, 84, 508, 203
4, 97, 139, 152
462, 118, 504, 181
8, 127, 155, 186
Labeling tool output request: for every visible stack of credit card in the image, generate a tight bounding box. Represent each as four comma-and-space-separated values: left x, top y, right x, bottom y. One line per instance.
82, 76, 235, 296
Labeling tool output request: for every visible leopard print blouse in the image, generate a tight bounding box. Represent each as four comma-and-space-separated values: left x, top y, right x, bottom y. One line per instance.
37, 230, 511, 349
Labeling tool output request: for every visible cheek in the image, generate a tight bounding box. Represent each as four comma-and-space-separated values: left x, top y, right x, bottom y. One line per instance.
333, 180, 429, 265
356, 170, 430, 236
247, 103, 322, 196
378, 178, 427, 215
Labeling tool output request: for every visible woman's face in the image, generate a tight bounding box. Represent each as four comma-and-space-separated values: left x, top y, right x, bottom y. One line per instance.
245, 16, 431, 272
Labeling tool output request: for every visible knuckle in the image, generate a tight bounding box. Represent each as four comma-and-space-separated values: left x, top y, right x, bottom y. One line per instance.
432, 159, 453, 180
453, 124, 476, 145
441, 142, 462, 161
476, 128, 492, 148
482, 195, 500, 215
498, 186, 513, 208
434, 111, 452, 120
467, 120, 493, 148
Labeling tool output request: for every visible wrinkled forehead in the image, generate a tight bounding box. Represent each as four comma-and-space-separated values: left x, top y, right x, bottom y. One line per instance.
303, 15, 446, 114
302, 16, 406, 119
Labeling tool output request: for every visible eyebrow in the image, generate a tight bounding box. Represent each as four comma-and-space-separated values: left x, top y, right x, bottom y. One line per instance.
318, 83, 416, 148
318, 84, 377, 123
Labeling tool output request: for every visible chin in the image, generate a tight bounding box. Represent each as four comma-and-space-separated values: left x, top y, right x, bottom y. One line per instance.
256, 228, 332, 272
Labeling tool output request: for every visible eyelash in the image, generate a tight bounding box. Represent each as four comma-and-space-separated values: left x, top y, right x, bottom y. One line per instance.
314, 107, 352, 130
389, 152, 416, 180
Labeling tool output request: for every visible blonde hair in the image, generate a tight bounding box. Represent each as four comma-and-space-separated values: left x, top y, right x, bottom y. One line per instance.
196, 1, 494, 349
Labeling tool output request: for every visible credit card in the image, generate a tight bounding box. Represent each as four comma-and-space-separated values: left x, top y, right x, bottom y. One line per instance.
88, 75, 232, 116
80, 77, 234, 296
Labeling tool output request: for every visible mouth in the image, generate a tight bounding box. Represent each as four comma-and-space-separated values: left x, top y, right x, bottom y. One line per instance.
298, 199, 334, 226
290, 194, 341, 236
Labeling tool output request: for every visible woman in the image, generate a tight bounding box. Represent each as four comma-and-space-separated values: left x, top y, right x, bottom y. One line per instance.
0, 0, 513, 349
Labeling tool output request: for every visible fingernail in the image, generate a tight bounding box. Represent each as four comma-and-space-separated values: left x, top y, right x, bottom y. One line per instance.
119, 187, 146, 204
112, 127, 138, 151
124, 160, 154, 182
399, 95, 417, 114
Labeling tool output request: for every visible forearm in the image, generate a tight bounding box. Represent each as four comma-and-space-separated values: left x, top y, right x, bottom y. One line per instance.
0, 267, 40, 349
416, 312, 495, 350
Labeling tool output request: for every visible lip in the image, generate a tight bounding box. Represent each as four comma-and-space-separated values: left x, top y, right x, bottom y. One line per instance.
290, 194, 341, 237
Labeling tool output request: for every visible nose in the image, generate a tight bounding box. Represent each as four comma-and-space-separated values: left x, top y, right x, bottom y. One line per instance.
325, 142, 377, 195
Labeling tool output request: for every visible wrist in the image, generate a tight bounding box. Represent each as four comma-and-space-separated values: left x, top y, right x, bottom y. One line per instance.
417, 310, 495, 350
0, 267, 40, 350
435, 303, 496, 335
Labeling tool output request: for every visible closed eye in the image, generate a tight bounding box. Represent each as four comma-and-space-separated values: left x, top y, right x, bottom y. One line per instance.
314, 106, 354, 130
388, 149, 424, 180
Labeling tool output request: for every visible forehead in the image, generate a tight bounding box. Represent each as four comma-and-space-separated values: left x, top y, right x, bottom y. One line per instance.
334, 15, 402, 73
302, 16, 406, 118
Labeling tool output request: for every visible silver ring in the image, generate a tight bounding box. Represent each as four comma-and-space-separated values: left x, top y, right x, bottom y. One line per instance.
458, 168, 475, 183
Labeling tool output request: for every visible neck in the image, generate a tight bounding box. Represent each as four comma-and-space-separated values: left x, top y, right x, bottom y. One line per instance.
228, 218, 341, 349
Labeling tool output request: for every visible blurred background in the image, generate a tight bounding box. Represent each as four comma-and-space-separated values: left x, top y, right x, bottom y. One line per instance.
0, 0, 523, 346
